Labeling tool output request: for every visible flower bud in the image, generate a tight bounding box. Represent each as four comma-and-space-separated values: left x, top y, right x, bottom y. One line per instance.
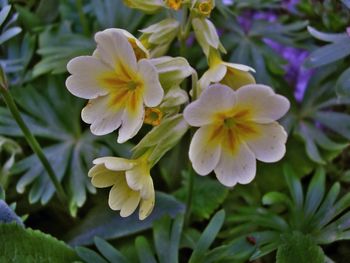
123, 0, 164, 13
140, 19, 180, 57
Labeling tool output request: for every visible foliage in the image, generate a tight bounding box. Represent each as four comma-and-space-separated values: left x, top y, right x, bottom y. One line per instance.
0, 223, 78, 262
0, 0, 350, 262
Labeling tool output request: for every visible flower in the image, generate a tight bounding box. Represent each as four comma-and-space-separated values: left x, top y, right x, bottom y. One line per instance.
183, 84, 290, 187
140, 18, 180, 57
66, 29, 164, 143
198, 50, 256, 91
123, 0, 164, 13
88, 155, 155, 220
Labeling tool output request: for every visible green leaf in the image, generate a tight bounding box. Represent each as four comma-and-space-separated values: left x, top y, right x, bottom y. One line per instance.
304, 38, 350, 68
189, 210, 225, 263
0, 223, 78, 262
66, 192, 185, 246
283, 164, 303, 210
76, 247, 108, 263
307, 26, 348, 42
0, 78, 121, 211
175, 174, 228, 221
336, 67, 350, 98
276, 232, 325, 263
304, 167, 325, 218
153, 214, 184, 263
314, 111, 350, 140
262, 192, 292, 207
135, 236, 157, 263
94, 237, 128, 263
0, 5, 11, 26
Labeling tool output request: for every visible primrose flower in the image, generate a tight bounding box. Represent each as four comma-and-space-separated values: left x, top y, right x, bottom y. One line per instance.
123, 0, 164, 13
184, 84, 290, 187
88, 155, 155, 220
66, 29, 164, 143
199, 50, 256, 91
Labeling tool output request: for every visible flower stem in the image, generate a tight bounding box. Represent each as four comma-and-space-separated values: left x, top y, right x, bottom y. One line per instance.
76, 0, 89, 36
0, 84, 67, 204
185, 164, 194, 225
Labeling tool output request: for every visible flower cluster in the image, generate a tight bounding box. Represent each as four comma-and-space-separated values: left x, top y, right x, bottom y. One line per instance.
66, 1, 290, 220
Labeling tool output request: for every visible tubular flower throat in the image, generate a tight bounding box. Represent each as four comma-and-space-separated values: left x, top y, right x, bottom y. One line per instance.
88, 156, 155, 220
165, 0, 182, 10
184, 83, 290, 187
66, 29, 164, 143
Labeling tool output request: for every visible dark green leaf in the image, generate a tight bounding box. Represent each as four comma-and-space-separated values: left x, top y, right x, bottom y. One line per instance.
0, 223, 78, 262
189, 210, 225, 263
304, 167, 325, 217
276, 232, 325, 263
135, 236, 157, 263
66, 192, 185, 246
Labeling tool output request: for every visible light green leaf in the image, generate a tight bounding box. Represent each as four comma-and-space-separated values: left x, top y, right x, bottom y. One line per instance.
307, 26, 348, 42
304, 39, 350, 68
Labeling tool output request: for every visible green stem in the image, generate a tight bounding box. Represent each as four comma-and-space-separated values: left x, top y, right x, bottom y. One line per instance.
76, 0, 89, 36
0, 87, 67, 204
184, 165, 194, 225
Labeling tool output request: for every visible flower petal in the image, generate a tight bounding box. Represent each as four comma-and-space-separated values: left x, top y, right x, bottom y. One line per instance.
125, 162, 149, 192
81, 96, 124, 136
138, 59, 164, 107
117, 94, 145, 143
66, 56, 110, 99
93, 157, 135, 171
88, 164, 119, 188
108, 177, 130, 210
247, 122, 287, 163
198, 63, 227, 90
189, 125, 221, 175
236, 84, 290, 123
214, 142, 256, 187
120, 191, 141, 217
184, 84, 236, 126
95, 30, 137, 72
139, 191, 155, 220
222, 62, 255, 72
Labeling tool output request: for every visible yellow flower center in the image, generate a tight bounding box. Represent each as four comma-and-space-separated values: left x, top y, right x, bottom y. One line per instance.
210, 108, 259, 154
165, 0, 182, 10
198, 1, 213, 16
144, 107, 163, 126
99, 64, 143, 112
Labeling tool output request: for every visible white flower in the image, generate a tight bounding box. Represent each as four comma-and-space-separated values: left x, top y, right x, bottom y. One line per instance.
66, 29, 164, 143
88, 155, 155, 220
184, 84, 290, 187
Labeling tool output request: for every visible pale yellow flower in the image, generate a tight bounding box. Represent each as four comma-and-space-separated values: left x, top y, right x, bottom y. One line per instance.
199, 50, 256, 91
184, 84, 290, 187
66, 29, 164, 143
88, 155, 155, 220
123, 0, 164, 13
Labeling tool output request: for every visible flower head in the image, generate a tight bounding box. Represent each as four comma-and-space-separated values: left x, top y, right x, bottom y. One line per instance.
66, 29, 164, 143
88, 155, 155, 220
184, 84, 290, 187
199, 50, 256, 91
